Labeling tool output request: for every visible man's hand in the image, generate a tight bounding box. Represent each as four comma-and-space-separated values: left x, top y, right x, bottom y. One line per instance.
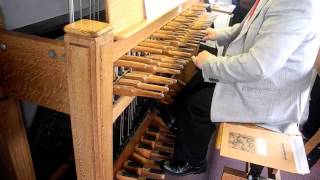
192, 51, 215, 69
203, 28, 217, 41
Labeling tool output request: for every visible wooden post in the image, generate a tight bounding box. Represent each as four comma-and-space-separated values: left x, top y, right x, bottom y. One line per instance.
0, 98, 36, 180
64, 19, 114, 180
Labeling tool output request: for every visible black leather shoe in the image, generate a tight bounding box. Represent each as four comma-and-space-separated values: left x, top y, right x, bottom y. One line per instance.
160, 160, 207, 176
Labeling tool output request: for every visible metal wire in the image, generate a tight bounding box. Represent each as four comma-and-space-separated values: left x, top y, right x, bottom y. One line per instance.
68, 0, 75, 23
97, 0, 100, 20
79, 0, 82, 19
89, 0, 92, 19
93, 0, 96, 20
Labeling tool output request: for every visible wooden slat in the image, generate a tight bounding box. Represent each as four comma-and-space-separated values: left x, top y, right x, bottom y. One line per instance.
65, 20, 114, 180
112, 0, 199, 61
113, 96, 135, 122
305, 129, 320, 154
0, 98, 36, 180
0, 30, 68, 113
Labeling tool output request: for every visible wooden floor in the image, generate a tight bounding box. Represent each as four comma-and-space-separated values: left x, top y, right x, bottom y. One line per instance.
165, 136, 320, 180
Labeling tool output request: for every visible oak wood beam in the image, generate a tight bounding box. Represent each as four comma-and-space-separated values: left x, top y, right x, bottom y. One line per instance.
64, 19, 114, 180
0, 98, 35, 180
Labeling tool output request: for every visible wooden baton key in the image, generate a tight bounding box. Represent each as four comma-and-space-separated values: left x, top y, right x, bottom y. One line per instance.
115, 59, 181, 75
150, 33, 176, 40
141, 135, 174, 153
149, 123, 171, 134
116, 170, 146, 180
130, 152, 161, 170
145, 129, 175, 143
143, 39, 195, 52
132, 46, 163, 54
135, 143, 172, 160
121, 55, 184, 70
113, 85, 164, 99
132, 46, 192, 58
141, 41, 194, 53
145, 55, 188, 65
123, 160, 165, 180
153, 116, 169, 128
148, 126, 175, 137
164, 50, 193, 58
123, 72, 177, 85
116, 78, 169, 93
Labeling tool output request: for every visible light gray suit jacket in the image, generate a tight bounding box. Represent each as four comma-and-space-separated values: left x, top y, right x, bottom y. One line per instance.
202, 0, 320, 133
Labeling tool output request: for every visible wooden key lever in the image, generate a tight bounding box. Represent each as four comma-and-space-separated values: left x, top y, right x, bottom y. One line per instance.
145, 129, 175, 143
113, 85, 165, 99
141, 135, 174, 153
148, 126, 175, 137
116, 78, 169, 93
121, 55, 184, 70
123, 160, 165, 180
130, 152, 161, 170
115, 59, 181, 75
123, 72, 177, 85
135, 143, 172, 161
145, 55, 189, 65
140, 41, 195, 53
149, 123, 171, 134
116, 170, 146, 180
153, 116, 169, 129
133, 46, 193, 58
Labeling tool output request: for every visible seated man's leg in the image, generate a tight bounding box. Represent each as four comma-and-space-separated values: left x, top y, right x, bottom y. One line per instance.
161, 85, 216, 175
171, 70, 215, 114
157, 70, 215, 129
302, 76, 320, 139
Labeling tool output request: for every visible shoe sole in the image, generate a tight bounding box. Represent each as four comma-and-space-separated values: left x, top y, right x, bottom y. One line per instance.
163, 167, 207, 176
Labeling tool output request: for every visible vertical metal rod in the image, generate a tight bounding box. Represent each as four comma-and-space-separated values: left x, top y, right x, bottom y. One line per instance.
97, 0, 100, 20
120, 113, 124, 146
68, 0, 75, 23
89, 0, 92, 19
79, 0, 82, 19
93, 0, 96, 20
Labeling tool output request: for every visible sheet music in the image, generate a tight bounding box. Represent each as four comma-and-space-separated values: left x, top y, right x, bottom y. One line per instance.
144, 0, 187, 20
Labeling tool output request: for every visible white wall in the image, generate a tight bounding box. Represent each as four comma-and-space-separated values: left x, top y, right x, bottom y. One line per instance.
0, 0, 104, 30
0, 0, 68, 30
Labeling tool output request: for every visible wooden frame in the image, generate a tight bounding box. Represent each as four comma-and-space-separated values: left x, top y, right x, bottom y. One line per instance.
0, 98, 35, 180
0, 0, 201, 179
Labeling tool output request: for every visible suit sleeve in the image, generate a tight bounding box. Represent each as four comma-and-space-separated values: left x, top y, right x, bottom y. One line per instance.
215, 23, 242, 46
202, 0, 316, 83
315, 49, 320, 74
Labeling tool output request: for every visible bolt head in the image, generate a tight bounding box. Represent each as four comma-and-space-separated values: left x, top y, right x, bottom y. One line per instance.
0, 43, 6, 51
48, 50, 57, 59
